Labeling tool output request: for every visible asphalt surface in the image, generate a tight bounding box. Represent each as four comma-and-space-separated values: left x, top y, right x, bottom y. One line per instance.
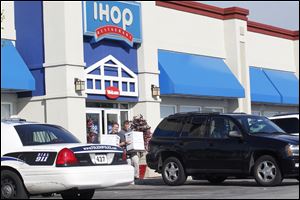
32, 178, 299, 199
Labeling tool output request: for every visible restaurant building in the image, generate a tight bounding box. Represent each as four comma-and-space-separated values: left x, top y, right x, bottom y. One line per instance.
1, 1, 299, 144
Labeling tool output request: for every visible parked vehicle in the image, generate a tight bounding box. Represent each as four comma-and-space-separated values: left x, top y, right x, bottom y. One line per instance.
146, 112, 299, 186
269, 113, 299, 136
1, 119, 134, 199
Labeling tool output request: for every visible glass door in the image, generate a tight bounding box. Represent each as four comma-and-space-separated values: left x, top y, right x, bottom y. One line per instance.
104, 110, 120, 134
86, 109, 102, 144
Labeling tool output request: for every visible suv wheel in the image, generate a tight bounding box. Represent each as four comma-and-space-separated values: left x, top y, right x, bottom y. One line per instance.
162, 157, 187, 186
254, 155, 282, 186
207, 175, 227, 184
1, 170, 29, 199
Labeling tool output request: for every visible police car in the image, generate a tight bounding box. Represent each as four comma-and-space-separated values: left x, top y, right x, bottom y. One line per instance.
269, 113, 299, 136
1, 119, 134, 199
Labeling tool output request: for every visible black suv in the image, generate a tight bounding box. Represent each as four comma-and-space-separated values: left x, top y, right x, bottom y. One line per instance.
146, 113, 299, 186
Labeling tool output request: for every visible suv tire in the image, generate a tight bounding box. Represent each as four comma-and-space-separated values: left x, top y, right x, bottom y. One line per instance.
162, 157, 187, 186
1, 170, 29, 199
207, 175, 227, 184
254, 155, 282, 186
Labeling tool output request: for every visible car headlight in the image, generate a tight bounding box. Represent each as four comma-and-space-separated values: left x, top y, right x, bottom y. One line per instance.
286, 145, 299, 157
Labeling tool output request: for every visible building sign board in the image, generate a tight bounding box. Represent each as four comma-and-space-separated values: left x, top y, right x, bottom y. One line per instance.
106, 86, 120, 99
83, 1, 142, 46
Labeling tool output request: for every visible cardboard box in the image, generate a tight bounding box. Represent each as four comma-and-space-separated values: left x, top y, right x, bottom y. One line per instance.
125, 131, 145, 152
100, 135, 120, 146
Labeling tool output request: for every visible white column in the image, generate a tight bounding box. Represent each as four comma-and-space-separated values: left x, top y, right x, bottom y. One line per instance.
133, 2, 161, 130
43, 1, 86, 142
224, 19, 251, 114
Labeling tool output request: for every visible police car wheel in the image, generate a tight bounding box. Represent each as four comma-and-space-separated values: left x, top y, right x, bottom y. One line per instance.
1, 170, 29, 199
61, 189, 95, 199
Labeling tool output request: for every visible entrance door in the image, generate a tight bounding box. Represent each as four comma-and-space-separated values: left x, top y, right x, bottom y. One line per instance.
86, 109, 102, 144
104, 110, 120, 134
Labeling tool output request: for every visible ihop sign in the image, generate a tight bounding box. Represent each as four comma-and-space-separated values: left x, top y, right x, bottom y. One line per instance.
83, 1, 142, 46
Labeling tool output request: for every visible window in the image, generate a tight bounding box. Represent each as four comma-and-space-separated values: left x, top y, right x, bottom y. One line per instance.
252, 111, 261, 116
160, 105, 176, 119
202, 107, 224, 113
208, 117, 240, 139
179, 106, 200, 113
33, 131, 58, 143
14, 124, 80, 146
1, 103, 12, 119
181, 116, 208, 138
271, 118, 299, 134
233, 115, 284, 135
154, 117, 182, 137
263, 111, 279, 118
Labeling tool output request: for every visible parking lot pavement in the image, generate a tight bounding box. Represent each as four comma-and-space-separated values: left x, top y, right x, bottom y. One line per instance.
33, 178, 299, 199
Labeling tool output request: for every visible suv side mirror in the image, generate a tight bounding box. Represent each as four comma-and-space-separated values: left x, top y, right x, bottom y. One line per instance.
229, 131, 242, 138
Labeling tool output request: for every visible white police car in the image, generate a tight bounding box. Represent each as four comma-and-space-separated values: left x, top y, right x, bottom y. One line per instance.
1, 119, 134, 199
269, 113, 299, 136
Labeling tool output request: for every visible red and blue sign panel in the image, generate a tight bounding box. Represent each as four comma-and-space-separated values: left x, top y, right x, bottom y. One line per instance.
83, 1, 142, 47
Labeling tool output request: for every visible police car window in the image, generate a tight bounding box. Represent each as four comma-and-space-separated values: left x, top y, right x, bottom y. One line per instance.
271, 118, 299, 134
14, 124, 80, 146
33, 131, 58, 143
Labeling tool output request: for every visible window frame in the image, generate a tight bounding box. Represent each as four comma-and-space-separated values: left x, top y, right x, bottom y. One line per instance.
1, 102, 13, 119
160, 104, 177, 119
180, 115, 209, 138
207, 116, 243, 140
179, 105, 201, 113
202, 106, 224, 113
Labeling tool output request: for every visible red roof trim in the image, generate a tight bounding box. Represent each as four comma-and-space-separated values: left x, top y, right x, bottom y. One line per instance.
248, 21, 299, 40
156, 1, 248, 20
155, 1, 299, 41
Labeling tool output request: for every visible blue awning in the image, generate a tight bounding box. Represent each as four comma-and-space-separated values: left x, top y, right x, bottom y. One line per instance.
249, 67, 281, 104
263, 69, 299, 105
1, 40, 35, 91
158, 50, 245, 98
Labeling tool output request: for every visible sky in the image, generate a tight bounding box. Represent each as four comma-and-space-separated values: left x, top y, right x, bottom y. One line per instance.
200, 1, 299, 30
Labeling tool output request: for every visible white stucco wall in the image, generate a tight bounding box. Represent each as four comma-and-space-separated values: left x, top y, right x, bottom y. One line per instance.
1, 1, 16, 41
147, 3, 226, 58
247, 32, 296, 72
294, 40, 299, 78
17, 98, 46, 123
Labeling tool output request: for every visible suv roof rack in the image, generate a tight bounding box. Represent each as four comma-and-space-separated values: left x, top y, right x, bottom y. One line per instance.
272, 113, 299, 117
226, 112, 247, 115
173, 112, 220, 115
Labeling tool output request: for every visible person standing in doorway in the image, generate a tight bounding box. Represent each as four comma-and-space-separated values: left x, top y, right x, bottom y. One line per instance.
119, 120, 140, 180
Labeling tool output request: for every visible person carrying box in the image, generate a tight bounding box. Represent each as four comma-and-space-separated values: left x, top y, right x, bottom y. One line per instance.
119, 120, 140, 180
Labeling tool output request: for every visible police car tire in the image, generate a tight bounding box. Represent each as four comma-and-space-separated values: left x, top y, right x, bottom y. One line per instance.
1, 170, 29, 199
61, 189, 95, 199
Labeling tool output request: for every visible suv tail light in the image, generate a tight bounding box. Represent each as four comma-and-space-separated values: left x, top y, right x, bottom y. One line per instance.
56, 148, 78, 166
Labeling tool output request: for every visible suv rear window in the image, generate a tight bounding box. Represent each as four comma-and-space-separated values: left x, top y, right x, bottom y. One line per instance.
271, 118, 299, 134
14, 124, 80, 146
154, 117, 183, 137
